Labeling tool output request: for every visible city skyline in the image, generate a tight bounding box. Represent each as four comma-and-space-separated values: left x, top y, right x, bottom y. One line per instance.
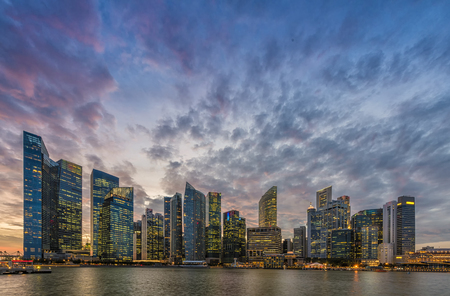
2, 0, 450, 254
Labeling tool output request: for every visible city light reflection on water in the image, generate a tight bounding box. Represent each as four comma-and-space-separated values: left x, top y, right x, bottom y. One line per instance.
1, 267, 449, 296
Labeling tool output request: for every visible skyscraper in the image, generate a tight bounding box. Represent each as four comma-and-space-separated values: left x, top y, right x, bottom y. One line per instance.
316, 186, 332, 209
183, 182, 206, 261
293, 226, 307, 258
307, 203, 321, 258
98, 187, 134, 261
146, 209, 164, 260
331, 229, 352, 259
133, 221, 142, 260
320, 199, 350, 258
222, 210, 246, 264
206, 192, 221, 264
23, 131, 82, 259
164, 196, 171, 260
170, 193, 183, 264
352, 209, 383, 260
396, 196, 415, 255
259, 186, 277, 227
90, 169, 119, 257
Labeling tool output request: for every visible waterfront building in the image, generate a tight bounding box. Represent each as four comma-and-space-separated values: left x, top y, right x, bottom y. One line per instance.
378, 242, 394, 264
383, 201, 397, 251
164, 196, 171, 260
316, 186, 332, 209
259, 186, 277, 227
133, 221, 142, 260
222, 210, 246, 264
331, 229, 352, 259
170, 193, 183, 264
352, 209, 383, 260
293, 226, 307, 257
206, 192, 221, 264
307, 203, 322, 258
23, 131, 82, 259
320, 199, 350, 258
263, 254, 284, 269
141, 214, 147, 260
98, 187, 134, 261
183, 182, 206, 261
146, 209, 164, 260
247, 227, 282, 267
90, 169, 119, 257
337, 195, 351, 226
396, 196, 415, 255
283, 239, 293, 253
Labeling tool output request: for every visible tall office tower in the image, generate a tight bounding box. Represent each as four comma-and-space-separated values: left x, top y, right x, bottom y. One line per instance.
396, 196, 415, 255
293, 226, 307, 257
352, 209, 383, 260
320, 199, 350, 258
98, 187, 134, 261
331, 229, 352, 259
164, 196, 171, 260
222, 210, 246, 264
283, 239, 293, 253
133, 221, 142, 260
23, 131, 83, 259
141, 214, 147, 260
146, 209, 164, 260
382, 201, 397, 254
307, 203, 322, 258
206, 192, 221, 264
170, 193, 183, 264
57, 160, 83, 250
184, 182, 206, 261
259, 186, 277, 227
247, 227, 282, 266
337, 195, 351, 225
316, 186, 332, 209
90, 169, 119, 257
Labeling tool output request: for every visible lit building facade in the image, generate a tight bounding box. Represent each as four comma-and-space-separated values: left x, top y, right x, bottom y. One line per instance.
352, 209, 383, 260
259, 186, 277, 227
307, 203, 322, 258
293, 226, 307, 257
183, 182, 206, 261
98, 187, 134, 261
331, 229, 352, 259
23, 131, 82, 259
283, 239, 293, 253
247, 227, 282, 266
90, 169, 119, 257
396, 196, 415, 255
133, 221, 142, 260
170, 193, 183, 264
222, 210, 246, 264
206, 192, 221, 264
316, 186, 332, 209
146, 209, 164, 260
164, 196, 171, 260
320, 199, 350, 258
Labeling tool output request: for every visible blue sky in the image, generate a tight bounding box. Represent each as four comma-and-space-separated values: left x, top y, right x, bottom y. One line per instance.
1, 0, 450, 252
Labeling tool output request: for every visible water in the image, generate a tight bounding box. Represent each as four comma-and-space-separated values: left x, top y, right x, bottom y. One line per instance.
1, 267, 448, 296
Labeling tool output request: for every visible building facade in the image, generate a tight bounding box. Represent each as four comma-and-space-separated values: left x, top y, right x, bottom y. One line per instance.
396, 196, 415, 255
352, 209, 383, 260
206, 192, 221, 264
293, 226, 307, 257
331, 229, 352, 259
316, 186, 332, 209
146, 209, 164, 260
98, 187, 134, 261
164, 196, 171, 260
259, 186, 277, 227
222, 210, 246, 264
133, 221, 142, 260
247, 227, 282, 266
90, 169, 119, 257
170, 193, 183, 264
307, 203, 322, 258
183, 182, 206, 261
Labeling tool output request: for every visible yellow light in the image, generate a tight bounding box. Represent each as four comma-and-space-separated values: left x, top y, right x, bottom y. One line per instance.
396, 257, 402, 259
397, 203, 401, 206
406, 201, 415, 205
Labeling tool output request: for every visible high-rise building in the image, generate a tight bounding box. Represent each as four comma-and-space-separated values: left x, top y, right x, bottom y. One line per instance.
222, 210, 246, 264
164, 196, 171, 260
23, 131, 82, 259
98, 187, 134, 261
146, 209, 164, 260
141, 214, 147, 260
206, 192, 221, 264
316, 186, 332, 209
320, 199, 350, 258
183, 182, 206, 261
133, 221, 142, 260
293, 226, 307, 257
170, 193, 183, 264
259, 186, 277, 227
352, 209, 383, 260
331, 229, 352, 259
383, 201, 397, 247
247, 227, 282, 266
396, 196, 415, 255
283, 239, 293, 253
337, 195, 351, 226
90, 169, 119, 257
307, 203, 321, 258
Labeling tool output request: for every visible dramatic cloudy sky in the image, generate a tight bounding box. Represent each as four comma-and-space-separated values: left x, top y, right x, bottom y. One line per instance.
1, 0, 450, 252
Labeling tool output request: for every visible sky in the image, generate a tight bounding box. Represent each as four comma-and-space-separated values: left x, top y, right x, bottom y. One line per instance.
1, 0, 450, 253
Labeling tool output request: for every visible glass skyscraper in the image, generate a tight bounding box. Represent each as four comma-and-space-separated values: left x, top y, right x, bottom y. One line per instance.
133, 221, 142, 260
146, 209, 164, 260
316, 186, 332, 209
206, 192, 221, 263
222, 210, 246, 264
23, 131, 82, 259
352, 209, 383, 260
98, 187, 134, 261
90, 169, 119, 257
170, 193, 183, 264
259, 186, 277, 227
331, 229, 352, 259
293, 226, 307, 257
164, 196, 171, 260
307, 203, 322, 258
396, 196, 415, 255
183, 182, 206, 261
